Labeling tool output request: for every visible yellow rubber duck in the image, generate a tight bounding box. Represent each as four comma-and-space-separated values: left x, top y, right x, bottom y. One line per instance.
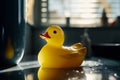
38, 25, 87, 68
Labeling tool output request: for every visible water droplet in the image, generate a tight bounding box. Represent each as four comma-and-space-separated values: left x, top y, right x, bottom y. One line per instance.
68, 78, 71, 80
92, 68, 95, 71
76, 70, 79, 73
90, 71, 93, 74
98, 59, 101, 62
81, 71, 84, 74
114, 73, 118, 77
66, 72, 69, 75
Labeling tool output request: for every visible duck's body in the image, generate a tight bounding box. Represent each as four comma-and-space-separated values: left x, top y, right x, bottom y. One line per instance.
38, 25, 86, 68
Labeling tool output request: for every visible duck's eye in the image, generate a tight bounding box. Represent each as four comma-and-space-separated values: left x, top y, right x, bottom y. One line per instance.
53, 30, 57, 34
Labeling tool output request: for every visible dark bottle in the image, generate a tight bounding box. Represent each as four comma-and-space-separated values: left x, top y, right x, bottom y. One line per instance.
101, 8, 108, 27
0, 0, 25, 69
116, 16, 120, 27
81, 29, 92, 59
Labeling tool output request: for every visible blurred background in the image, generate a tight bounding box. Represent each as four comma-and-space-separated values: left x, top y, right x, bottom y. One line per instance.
23, 0, 120, 61
26, 0, 120, 27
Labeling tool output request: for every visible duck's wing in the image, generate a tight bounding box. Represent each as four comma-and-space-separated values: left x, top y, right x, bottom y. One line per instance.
59, 46, 86, 58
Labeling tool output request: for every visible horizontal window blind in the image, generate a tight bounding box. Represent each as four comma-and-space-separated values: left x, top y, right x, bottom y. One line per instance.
40, 0, 120, 27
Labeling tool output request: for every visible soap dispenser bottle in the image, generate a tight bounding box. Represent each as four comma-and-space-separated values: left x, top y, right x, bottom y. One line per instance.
81, 29, 92, 59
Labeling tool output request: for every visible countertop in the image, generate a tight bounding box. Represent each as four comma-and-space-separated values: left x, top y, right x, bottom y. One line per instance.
0, 57, 120, 80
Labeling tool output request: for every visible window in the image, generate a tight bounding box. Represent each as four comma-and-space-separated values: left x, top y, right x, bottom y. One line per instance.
26, 0, 120, 27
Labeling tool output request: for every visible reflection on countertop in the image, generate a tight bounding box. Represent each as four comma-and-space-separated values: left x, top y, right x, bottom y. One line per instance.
38, 67, 85, 80
0, 57, 120, 80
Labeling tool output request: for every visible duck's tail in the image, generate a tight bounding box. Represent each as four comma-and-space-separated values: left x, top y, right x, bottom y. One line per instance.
71, 43, 87, 54
71, 43, 83, 49
78, 47, 87, 56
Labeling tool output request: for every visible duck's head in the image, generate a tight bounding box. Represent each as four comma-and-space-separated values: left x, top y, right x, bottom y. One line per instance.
40, 25, 64, 47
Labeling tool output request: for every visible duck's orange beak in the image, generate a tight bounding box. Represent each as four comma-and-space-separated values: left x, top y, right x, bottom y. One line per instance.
40, 32, 51, 39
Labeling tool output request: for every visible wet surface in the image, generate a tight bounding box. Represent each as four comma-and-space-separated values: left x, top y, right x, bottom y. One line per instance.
0, 57, 120, 80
